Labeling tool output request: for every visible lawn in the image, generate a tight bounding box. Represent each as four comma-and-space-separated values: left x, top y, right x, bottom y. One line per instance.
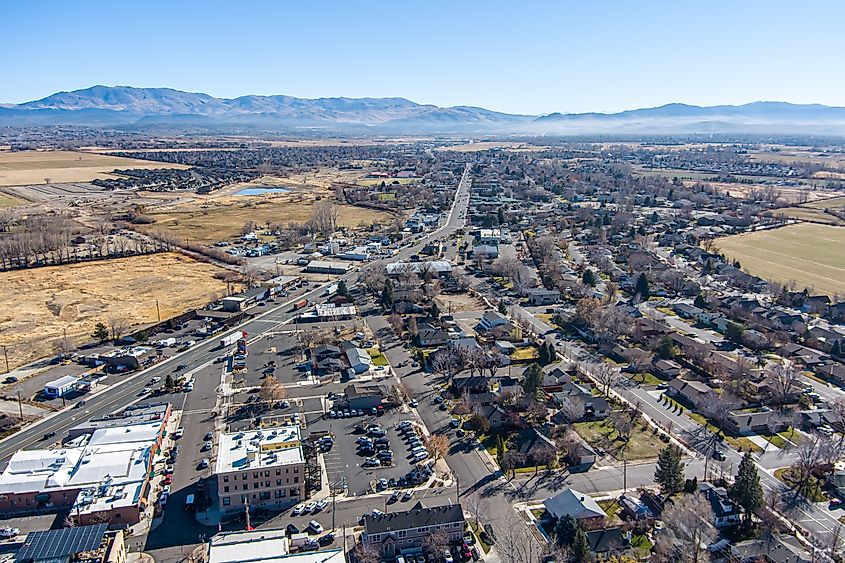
775, 468, 827, 502
573, 418, 664, 461
366, 347, 388, 366
716, 223, 845, 296
0, 192, 25, 207
511, 346, 539, 361
627, 371, 664, 386
597, 499, 621, 520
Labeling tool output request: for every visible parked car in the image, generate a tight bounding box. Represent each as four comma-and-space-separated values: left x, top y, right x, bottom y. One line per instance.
307, 520, 324, 534
0, 527, 19, 539
285, 523, 300, 535
291, 503, 305, 516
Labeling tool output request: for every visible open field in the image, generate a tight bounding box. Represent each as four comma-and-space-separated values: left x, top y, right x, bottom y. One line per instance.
0, 150, 188, 187
769, 207, 845, 226
355, 177, 418, 187
748, 149, 845, 170
434, 293, 487, 313
149, 195, 394, 245
0, 190, 26, 207
0, 253, 231, 369
437, 141, 548, 152
716, 224, 845, 296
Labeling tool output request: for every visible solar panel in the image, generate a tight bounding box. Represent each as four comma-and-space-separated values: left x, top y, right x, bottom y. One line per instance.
16, 523, 108, 563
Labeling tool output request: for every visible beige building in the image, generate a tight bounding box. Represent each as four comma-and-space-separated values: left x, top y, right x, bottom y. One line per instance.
215, 426, 306, 513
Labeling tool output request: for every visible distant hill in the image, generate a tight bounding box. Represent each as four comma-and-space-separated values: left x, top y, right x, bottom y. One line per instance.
4, 86, 845, 135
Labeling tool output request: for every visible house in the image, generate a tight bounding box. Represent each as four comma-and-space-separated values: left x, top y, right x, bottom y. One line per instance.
618, 494, 653, 521
416, 323, 449, 347
543, 488, 606, 526
15, 524, 125, 563
494, 340, 517, 356
666, 377, 714, 407
726, 408, 786, 435
453, 375, 491, 395
652, 359, 682, 379
315, 358, 345, 376
472, 244, 499, 260
344, 384, 392, 410
730, 533, 812, 563
361, 502, 465, 558
562, 432, 598, 468
304, 260, 351, 275
344, 346, 374, 376
541, 365, 572, 392
585, 527, 629, 556
527, 288, 560, 306
43, 375, 79, 398
513, 427, 556, 458
551, 382, 610, 420
699, 482, 741, 528
474, 404, 508, 429
477, 310, 509, 332
313, 344, 342, 361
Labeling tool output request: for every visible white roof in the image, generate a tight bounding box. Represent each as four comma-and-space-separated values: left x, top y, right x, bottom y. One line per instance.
386, 260, 452, 275
0, 449, 82, 493
316, 304, 357, 318
216, 427, 304, 475
87, 421, 162, 446
346, 347, 374, 368
209, 529, 343, 563
45, 375, 79, 389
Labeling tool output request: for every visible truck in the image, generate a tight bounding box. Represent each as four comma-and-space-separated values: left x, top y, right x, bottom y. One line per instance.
156, 337, 177, 348
323, 283, 338, 297
291, 299, 309, 312
219, 332, 243, 348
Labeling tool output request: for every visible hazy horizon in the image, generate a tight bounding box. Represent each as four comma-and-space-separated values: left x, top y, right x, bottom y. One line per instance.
5, 0, 845, 114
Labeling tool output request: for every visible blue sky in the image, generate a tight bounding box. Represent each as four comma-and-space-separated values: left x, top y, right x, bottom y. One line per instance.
2, 0, 843, 114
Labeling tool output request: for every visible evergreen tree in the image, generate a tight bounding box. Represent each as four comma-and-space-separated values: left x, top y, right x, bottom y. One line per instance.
521, 363, 544, 396
726, 321, 745, 344
548, 343, 557, 363
655, 335, 675, 359
498, 301, 508, 315
554, 514, 577, 547
582, 269, 596, 287
831, 339, 843, 357
694, 294, 707, 308
571, 527, 591, 563
429, 301, 440, 319
730, 452, 764, 523
165, 373, 174, 390
637, 225, 647, 236
379, 279, 394, 309
654, 445, 684, 495
337, 280, 351, 299
495, 436, 505, 463
635, 273, 649, 300
538, 342, 550, 366
497, 207, 505, 225
92, 322, 109, 342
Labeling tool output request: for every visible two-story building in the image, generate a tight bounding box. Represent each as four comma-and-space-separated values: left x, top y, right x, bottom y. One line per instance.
361, 503, 465, 559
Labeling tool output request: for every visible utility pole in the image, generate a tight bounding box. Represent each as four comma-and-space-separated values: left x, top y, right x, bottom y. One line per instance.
156, 300, 161, 323
623, 456, 627, 494
455, 472, 460, 500
16, 391, 23, 421
2, 346, 8, 374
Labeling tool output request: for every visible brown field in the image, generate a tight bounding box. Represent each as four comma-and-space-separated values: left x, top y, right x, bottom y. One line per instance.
148, 190, 395, 245
0, 253, 231, 369
434, 293, 487, 313
716, 224, 845, 296
437, 141, 547, 152
0, 150, 188, 187
748, 149, 845, 170
771, 207, 845, 226
0, 190, 27, 207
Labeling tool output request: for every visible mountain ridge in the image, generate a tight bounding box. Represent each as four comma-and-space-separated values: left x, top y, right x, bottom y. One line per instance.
5, 85, 845, 135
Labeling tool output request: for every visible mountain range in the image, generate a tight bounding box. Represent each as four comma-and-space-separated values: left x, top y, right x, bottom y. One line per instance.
3, 85, 845, 135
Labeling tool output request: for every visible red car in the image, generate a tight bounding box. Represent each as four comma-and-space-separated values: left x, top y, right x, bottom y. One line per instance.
164, 475, 173, 485
460, 544, 472, 560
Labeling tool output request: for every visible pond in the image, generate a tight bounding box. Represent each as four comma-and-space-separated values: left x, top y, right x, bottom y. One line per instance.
235, 187, 290, 196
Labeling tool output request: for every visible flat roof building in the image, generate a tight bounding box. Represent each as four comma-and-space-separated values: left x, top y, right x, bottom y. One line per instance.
215, 427, 306, 514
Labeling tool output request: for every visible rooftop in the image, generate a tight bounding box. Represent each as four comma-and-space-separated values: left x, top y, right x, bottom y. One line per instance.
16, 524, 109, 563
363, 502, 464, 535
215, 427, 304, 474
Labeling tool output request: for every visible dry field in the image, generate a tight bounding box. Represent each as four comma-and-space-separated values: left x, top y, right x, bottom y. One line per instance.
437, 141, 547, 152
434, 293, 487, 313
148, 192, 394, 245
0, 253, 231, 369
0, 190, 27, 207
748, 149, 845, 170
716, 224, 845, 296
0, 150, 188, 187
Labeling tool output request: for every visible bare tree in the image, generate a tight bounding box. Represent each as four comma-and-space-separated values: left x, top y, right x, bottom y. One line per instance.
495, 513, 536, 563
310, 201, 340, 236
768, 363, 799, 407
425, 434, 449, 463
592, 362, 618, 397
260, 375, 287, 404
352, 543, 380, 563
109, 318, 129, 341
657, 493, 716, 563
53, 336, 76, 358
421, 531, 449, 559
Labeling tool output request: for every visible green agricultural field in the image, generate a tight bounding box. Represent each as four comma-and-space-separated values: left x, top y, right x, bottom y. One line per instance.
716, 223, 845, 297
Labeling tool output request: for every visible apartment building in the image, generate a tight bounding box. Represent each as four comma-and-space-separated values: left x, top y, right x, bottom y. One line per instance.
215, 426, 306, 513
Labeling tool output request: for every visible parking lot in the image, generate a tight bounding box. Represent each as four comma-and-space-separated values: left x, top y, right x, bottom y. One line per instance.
305, 408, 431, 495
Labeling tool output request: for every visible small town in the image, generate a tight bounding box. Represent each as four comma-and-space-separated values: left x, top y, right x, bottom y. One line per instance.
2, 3, 845, 563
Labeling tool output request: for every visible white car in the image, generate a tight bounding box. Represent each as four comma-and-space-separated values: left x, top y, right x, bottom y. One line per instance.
307, 520, 324, 534
0, 527, 19, 539
150, 377, 161, 384
304, 501, 317, 513
174, 428, 184, 439
291, 503, 305, 516
315, 499, 329, 511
